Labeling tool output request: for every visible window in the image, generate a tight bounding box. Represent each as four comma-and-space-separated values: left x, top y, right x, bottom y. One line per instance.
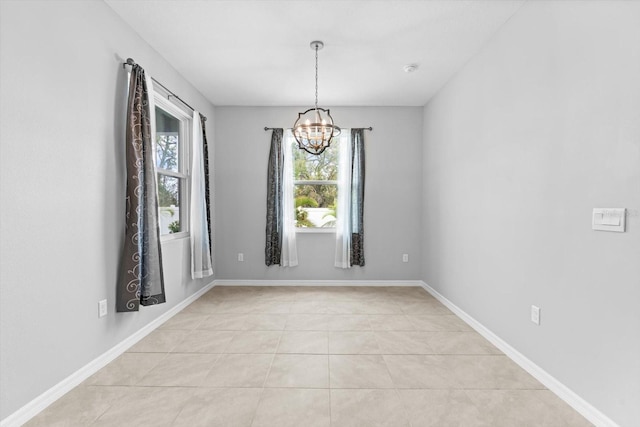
288, 131, 341, 231
154, 93, 191, 238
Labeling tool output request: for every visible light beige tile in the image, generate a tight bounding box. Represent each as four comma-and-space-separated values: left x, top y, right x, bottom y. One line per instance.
138, 353, 218, 386
24, 386, 121, 426
398, 300, 452, 315
367, 315, 415, 331
385, 292, 436, 305
85, 352, 166, 386
172, 388, 262, 427
207, 299, 255, 314
398, 389, 483, 427
384, 355, 459, 389
329, 331, 381, 354
294, 287, 332, 301
464, 389, 591, 427
225, 331, 281, 353
327, 315, 371, 331
249, 300, 293, 314
204, 354, 273, 387
252, 388, 331, 427
258, 287, 300, 300
197, 314, 247, 330
127, 329, 186, 353
289, 300, 329, 314
384, 287, 433, 299
427, 331, 502, 355
285, 314, 330, 330
330, 389, 410, 427
277, 331, 328, 354
159, 312, 209, 330
242, 314, 287, 330
534, 390, 594, 426
447, 355, 544, 389
407, 314, 472, 331
325, 300, 368, 314
355, 300, 404, 314
265, 354, 329, 388
172, 330, 235, 353
183, 300, 220, 314
203, 287, 260, 302
374, 331, 434, 354
93, 387, 193, 426
330, 355, 394, 388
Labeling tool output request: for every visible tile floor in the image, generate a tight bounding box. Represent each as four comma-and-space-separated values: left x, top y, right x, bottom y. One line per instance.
26, 286, 593, 426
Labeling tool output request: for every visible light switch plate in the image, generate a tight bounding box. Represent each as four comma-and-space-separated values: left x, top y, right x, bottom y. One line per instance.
592, 208, 625, 232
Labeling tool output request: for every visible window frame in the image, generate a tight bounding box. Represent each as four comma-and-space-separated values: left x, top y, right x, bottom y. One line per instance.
288, 132, 340, 233
153, 90, 191, 241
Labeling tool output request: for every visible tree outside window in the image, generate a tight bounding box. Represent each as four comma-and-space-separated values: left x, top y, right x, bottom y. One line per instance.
292, 138, 339, 228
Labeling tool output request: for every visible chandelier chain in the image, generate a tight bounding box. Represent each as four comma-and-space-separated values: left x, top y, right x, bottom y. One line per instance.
314, 44, 318, 109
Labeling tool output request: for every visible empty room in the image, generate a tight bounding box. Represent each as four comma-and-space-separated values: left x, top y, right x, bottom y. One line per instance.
0, 0, 638, 426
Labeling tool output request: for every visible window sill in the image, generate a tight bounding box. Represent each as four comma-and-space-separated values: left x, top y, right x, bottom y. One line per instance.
295, 228, 335, 234
161, 232, 189, 242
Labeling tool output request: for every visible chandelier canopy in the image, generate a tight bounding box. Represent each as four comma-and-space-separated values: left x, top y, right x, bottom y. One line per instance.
293, 41, 340, 155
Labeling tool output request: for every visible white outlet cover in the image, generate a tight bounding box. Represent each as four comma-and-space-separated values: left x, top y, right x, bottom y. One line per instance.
531, 305, 540, 325
98, 300, 108, 318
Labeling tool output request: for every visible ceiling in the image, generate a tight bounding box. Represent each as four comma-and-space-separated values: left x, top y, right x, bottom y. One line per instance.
105, 0, 525, 107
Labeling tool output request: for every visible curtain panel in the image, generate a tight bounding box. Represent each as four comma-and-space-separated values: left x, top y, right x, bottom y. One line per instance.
334, 131, 352, 268
190, 111, 213, 279
201, 114, 213, 257
335, 129, 366, 268
350, 128, 366, 266
117, 64, 166, 312
265, 129, 284, 265
281, 131, 298, 266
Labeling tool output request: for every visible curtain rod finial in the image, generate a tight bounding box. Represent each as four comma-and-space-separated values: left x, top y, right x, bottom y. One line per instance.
126, 58, 136, 66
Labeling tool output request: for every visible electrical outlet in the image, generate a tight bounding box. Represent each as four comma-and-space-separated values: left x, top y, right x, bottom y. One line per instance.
531, 305, 540, 325
402, 254, 409, 263
238, 253, 244, 262
98, 299, 108, 318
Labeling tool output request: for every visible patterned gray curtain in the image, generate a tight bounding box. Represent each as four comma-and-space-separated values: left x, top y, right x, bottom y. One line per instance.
117, 64, 166, 312
350, 129, 366, 266
201, 114, 213, 256
265, 129, 284, 266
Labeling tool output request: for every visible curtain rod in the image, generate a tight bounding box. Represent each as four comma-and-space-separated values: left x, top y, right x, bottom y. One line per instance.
123, 58, 207, 122
264, 127, 372, 131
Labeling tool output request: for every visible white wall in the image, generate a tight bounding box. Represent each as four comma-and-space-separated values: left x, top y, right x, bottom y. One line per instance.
0, 1, 215, 420
214, 107, 422, 281
421, 1, 640, 425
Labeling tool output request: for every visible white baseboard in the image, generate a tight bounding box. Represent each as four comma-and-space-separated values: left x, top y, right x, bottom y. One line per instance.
213, 279, 422, 287
1, 281, 215, 427
419, 281, 619, 427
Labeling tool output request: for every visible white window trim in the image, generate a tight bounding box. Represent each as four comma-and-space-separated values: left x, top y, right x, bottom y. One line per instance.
153, 91, 191, 241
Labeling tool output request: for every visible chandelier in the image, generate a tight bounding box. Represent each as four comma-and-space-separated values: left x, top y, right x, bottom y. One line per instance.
293, 41, 341, 155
